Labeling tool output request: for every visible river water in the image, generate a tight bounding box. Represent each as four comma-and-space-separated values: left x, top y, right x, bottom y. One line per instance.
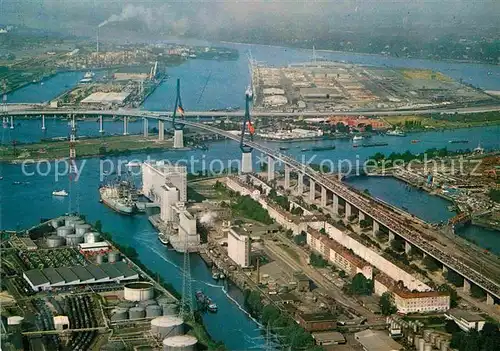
2, 41, 500, 347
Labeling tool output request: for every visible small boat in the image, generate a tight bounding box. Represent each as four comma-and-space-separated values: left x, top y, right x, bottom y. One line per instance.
300, 148, 310, 152
353, 135, 364, 141
158, 232, 169, 245
212, 271, 219, 280
207, 301, 218, 313
448, 140, 469, 144
52, 190, 69, 197
125, 161, 142, 167
279, 146, 289, 151
12, 181, 21, 185
0, 176, 3, 180
386, 129, 406, 137
411, 140, 420, 144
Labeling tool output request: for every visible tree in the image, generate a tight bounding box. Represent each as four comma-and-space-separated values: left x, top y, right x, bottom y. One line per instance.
293, 233, 307, 246
438, 283, 459, 308
379, 292, 397, 315
390, 238, 405, 252
309, 252, 328, 267
94, 220, 102, 233
359, 219, 371, 228
423, 255, 439, 271
348, 273, 373, 296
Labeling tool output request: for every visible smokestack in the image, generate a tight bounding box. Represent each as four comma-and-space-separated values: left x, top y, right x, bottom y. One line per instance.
96, 26, 99, 57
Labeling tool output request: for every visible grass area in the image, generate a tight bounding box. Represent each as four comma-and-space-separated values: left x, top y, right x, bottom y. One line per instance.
383, 113, 500, 130
402, 69, 452, 82
0, 135, 173, 161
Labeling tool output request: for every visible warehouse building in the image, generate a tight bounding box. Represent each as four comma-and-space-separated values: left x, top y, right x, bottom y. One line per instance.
354, 329, 402, 351
23, 261, 139, 291
445, 309, 486, 332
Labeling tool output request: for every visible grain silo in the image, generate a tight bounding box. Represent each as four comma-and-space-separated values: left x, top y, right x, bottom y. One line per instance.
50, 218, 64, 229
124, 282, 154, 301
162, 335, 197, 351
129, 307, 146, 320
65, 233, 84, 246
46, 235, 66, 248
150, 316, 184, 338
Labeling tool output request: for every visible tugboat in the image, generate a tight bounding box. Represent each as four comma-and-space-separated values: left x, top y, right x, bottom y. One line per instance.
212, 270, 219, 280
158, 232, 169, 245
52, 189, 69, 197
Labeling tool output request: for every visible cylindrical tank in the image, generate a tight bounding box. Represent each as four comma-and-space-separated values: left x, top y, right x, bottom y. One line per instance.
151, 316, 184, 338
139, 299, 158, 307
435, 337, 442, 349
84, 232, 101, 244
57, 226, 74, 237
64, 216, 81, 227
108, 251, 121, 263
124, 282, 155, 301
146, 305, 163, 318
423, 330, 432, 342
70, 219, 85, 228
75, 223, 92, 235
110, 308, 128, 321
419, 338, 425, 351
161, 304, 178, 316
46, 235, 66, 248
50, 218, 64, 229
430, 333, 436, 344
162, 335, 197, 351
424, 343, 432, 351
96, 254, 105, 264
414, 337, 421, 348
129, 307, 146, 320
117, 302, 135, 309
441, 341, 450, 351
65, 233, 84, 246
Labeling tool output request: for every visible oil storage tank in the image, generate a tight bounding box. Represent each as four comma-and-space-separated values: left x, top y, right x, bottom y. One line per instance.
146, 305, 163, 318
108, 251, 121, 263
161, 304, 178, 316
162, 335, 197, 351
151, 316, 184, 338
84, 232, 100, 244
64, 216, 81, 227
57, 226, 74, 237
129, 307, 146, 320
75, 223, 91, 235
65, 233, 84, 246
124, 282, 155, 301
110, 308, 128, 322
50, 218, 64, 229
46, 235, 66, 248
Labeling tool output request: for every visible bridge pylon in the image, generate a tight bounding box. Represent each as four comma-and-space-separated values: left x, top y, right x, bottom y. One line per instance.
172, 78, 185, 149
240, 90, 254, 174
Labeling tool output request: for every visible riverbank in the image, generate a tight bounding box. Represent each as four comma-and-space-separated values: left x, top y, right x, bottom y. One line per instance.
0, 134, 178, 162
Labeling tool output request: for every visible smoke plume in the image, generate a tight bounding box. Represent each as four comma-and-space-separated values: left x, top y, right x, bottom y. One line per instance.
199, 211, 217, 226
98, 5, 157, 28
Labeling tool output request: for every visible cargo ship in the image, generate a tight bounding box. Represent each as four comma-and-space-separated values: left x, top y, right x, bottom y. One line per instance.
449, 140, 469, 144
99, 178, 138, 215
311, 145, 336, 152
361, 142, 389, 147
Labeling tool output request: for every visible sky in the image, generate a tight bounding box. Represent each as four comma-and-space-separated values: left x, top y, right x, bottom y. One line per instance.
0, 0, 498, 38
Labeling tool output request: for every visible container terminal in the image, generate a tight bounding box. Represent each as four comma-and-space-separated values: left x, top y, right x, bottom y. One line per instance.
0, 215, 206, 351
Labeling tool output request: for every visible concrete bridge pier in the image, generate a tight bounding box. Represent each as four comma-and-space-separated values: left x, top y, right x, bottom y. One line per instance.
321, 187, 327, 207
373, 221, 380, 236
143, 118, 148, 137
405, 241, 412, 254
267, 156, 275, 181
442, 265, 448, 274
41, 114, 46, 130
332, 194, 339, 214
297, 173, 304, 195
99, 115, 104, 133
345, 202, 352, 220
241, 151, 253, 174
10, 116, 14, 129
463, 279, 471, 294
388, 231, 395, 242
123, 116, 129, 135
309, 180, 316, 202
284, 165, 290, 189
174, 129, 184, 148
359, 211, 366, 222
487, 293, 495, 305
158, 120, 164, 141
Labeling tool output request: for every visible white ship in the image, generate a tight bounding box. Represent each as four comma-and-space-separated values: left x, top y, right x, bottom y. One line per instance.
386, 129, 406, 137
352, 135, 364, 141
52, 190, 68, 197
80, 71, 95, 84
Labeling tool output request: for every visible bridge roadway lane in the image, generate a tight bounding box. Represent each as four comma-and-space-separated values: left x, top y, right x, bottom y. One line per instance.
4, 109, 500, 299
179, 120, 500, 300
5, 104, 500, 117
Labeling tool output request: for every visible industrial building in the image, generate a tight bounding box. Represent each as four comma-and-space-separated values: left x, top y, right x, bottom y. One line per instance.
23, 261, 139, 291
141, 161, 199, 252
354, 329, 402, 351
311, 331, 346, 346
374, 273, 450, 314
307, 227, 373, 280
296, 312, 337, 332
227, 227, 251, 268
445, 309, 486, 332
